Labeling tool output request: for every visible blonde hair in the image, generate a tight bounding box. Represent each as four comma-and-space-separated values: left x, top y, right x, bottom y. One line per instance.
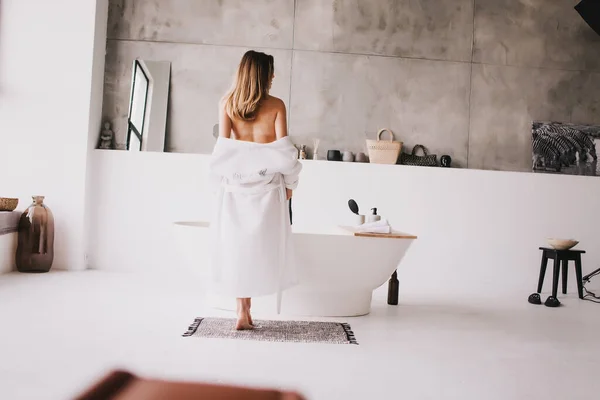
225, 50, 274, 121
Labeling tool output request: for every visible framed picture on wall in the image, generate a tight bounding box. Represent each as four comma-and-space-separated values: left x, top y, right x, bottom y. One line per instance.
532, 121, 600, 176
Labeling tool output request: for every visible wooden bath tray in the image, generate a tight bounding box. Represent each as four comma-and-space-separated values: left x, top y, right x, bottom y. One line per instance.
354, 232, 417, 239
338, 226, 417, 239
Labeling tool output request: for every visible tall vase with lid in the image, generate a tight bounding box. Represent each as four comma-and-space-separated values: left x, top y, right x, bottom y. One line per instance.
16, 196, 55, 273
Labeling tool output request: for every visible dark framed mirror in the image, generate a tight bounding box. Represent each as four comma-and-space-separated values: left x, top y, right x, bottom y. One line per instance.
125, 59, 171, 152
126, 60, 149, 151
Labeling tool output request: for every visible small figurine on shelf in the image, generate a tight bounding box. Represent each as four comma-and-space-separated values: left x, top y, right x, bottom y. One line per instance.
98, 121, 115, 149
312, 138, 320, 160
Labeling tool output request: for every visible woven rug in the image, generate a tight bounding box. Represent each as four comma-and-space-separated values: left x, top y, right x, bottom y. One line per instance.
182, 318, 358, 345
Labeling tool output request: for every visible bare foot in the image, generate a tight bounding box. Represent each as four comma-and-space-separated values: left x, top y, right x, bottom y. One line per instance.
236, 298, 254, 330
235, 312, 254, 330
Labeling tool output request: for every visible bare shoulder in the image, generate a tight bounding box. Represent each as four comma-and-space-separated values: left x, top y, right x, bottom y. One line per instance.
265, 96, 286, 113
270, 96, 288, 139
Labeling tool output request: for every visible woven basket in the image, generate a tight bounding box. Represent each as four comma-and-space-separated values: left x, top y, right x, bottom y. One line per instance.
400, 144, 438, 167
366, 128, 402, 164
0, 197, 18, 212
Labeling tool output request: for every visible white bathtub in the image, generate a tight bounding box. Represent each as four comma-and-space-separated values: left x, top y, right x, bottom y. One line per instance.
173, 221, 415, 317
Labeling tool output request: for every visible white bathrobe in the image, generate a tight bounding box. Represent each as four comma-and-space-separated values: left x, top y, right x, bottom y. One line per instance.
208, 136, 302, 312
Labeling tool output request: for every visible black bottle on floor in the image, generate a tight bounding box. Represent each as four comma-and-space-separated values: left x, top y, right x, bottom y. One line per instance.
388, 272, 399, 305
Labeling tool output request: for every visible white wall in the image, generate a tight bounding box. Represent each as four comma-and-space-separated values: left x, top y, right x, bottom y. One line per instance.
85, 0, 110, 269
0, 0, 108, 270
89, 150, 600, 299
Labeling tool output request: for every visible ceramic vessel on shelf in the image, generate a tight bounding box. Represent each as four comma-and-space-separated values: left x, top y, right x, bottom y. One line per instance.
440, 155, 452, 167
342, 151, 354, 162
16, 196, 55, 273
547, 238, 578, 251
355, 152, 368, 163
327, 150, 342, 161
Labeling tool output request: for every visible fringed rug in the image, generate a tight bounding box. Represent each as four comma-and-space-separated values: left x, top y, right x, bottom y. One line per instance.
182, 318, 358, 345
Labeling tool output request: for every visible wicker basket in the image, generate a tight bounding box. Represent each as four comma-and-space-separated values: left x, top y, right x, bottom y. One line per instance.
400, 144, 438, 167
366, 128, 402, 164
0, 197, 18, 212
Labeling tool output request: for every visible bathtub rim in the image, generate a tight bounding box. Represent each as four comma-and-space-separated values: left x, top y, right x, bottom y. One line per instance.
173, 220, 417, 239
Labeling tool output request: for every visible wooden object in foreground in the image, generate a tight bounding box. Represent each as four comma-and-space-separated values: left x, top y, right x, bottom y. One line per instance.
75, 370, 306, 400
353, 231, 417, 239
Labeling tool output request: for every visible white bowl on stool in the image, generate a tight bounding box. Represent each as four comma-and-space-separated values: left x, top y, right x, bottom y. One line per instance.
547, 238, 579, 251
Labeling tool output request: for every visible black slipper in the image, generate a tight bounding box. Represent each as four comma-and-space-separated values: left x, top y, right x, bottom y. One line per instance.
544, 296, 561, 308
528, 293, 542, 305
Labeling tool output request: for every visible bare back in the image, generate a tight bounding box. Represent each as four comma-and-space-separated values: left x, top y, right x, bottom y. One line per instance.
219, 96, 287, 143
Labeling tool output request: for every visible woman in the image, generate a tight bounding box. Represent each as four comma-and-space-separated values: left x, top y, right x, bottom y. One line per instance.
209, 50, 302, 330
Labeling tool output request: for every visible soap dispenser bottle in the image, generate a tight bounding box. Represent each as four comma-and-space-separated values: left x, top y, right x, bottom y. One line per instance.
366, 208, 381, 223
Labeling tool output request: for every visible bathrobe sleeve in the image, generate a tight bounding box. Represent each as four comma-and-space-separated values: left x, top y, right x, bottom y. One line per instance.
282, 159, 302, 190
207, 140, 227, 195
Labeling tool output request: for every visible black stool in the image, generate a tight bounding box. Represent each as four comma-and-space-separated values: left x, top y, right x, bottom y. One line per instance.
537, 247, 585, 299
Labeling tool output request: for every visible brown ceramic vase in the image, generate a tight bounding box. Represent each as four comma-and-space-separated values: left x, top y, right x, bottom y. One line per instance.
16, 196, 55, 273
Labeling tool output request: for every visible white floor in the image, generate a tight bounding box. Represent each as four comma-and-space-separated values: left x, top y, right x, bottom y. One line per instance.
0, 271, 599, 400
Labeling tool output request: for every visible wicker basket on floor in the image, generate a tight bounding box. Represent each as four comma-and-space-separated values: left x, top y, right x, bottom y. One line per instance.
366, 128, 402, 164
0, 198, 18, 212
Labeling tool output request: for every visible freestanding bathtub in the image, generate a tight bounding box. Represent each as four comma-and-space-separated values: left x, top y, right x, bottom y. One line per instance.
173, 221, 416, 317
